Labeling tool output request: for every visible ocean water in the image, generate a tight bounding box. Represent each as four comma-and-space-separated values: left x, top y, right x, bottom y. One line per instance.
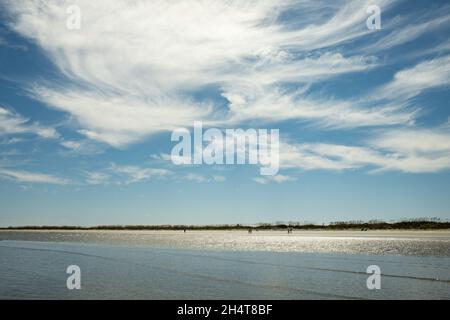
0, 231, 449, 299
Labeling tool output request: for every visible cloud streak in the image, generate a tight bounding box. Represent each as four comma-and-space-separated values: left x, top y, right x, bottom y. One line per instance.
278, 126, 450, 174
0, 107, 59, 139
0, 168, 69, 184
3, 0, 415, 147
1, 0, 449, 182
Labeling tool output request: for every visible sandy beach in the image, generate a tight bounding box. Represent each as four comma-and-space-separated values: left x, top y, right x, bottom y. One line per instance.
2, 229, 450, 238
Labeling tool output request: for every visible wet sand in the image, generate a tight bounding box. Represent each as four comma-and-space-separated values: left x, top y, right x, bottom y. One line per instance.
1, 229, 450, 256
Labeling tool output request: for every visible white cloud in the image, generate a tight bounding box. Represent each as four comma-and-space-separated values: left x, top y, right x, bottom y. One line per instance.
253, 174, 297, 184
60, 140, 81, 150
213, 175, 226, 182
183, 173, 209, 183
222, 85, 417, 128
277, 126, 450, 174
84, 165, 172, 185
108, 163, 172, 184
0, 168, 69, 185
278, 142, 365, 171
372, 55, 450, 102
151, 153, 173, 162
85, 171, 110, 185
2, 0, 406, 147
0, 106, 59, 139
223, 52, 378, 88
59, 139, 105, 156
227, 54, 450, 128
86, 165, 227, 185
370, 128, 450, 154
32, 88, 212, 147
2, 0, 449, 183
0, 137, 24, 145
363, 11, 450, 53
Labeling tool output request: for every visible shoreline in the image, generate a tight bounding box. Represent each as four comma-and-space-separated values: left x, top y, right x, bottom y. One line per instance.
1, 224, 449, 232
2, 229, 450, 238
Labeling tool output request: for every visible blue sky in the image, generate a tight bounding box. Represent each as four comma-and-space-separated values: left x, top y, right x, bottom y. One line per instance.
0, 0, 450, 226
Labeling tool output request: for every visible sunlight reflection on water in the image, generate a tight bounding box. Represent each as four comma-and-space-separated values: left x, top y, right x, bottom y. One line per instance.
1, 230, 449, 257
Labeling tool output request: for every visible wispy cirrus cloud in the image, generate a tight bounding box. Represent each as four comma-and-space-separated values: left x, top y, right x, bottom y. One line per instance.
85, 164, 226, 185
226, 53, 450, 129
371, 55, 450, 102
1, 0, 449, 183
84, 171, 110, 185
362, 7, 450, 53
84, 163, 173, 186
253, 174, 297, 184
0, 168, 69, 185
183, 173, 209, 183
222, 85, 418, 128
31, 88, 212, 147
370, 128, 450, 154
0, 106, 59, 139
2, 0, 411, 147
108, 164, 172, 184
277, 125, 450, 174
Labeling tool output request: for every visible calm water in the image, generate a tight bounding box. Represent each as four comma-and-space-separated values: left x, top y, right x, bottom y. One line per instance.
0, 231, 449, 299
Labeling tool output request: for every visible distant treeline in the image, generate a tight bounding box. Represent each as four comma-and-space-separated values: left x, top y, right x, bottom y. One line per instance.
1, 219, 449, 230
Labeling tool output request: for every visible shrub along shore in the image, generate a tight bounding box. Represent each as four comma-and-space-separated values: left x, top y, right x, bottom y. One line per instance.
1, 220, 449, 231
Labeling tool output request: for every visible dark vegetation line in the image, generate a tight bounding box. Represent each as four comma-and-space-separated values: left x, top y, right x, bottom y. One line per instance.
1, 219, 449, 230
